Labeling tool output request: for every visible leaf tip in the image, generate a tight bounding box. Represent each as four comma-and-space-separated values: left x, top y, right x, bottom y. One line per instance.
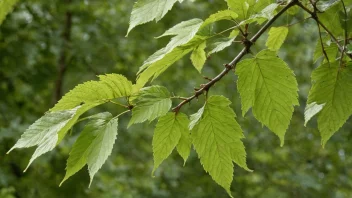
245, 167, 254, 172
321, 140, 327, 149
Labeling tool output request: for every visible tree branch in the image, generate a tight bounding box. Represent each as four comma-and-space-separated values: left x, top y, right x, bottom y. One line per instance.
172, 0, 299, 112
54, 0, 72, 103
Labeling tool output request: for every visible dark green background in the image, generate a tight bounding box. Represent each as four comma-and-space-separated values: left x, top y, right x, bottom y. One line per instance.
1, 0, 352, 197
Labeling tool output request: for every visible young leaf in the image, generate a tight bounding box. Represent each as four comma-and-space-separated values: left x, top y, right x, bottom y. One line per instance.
200, 10, 238, 30
0, 0, 18, 26
129, 86, 172, 126
156, 18, 203, 39
266, 26, 289, 51
60, 113, 118, 186
229, 29, 240, 38
136, 38, 204, 88
239, 3, 279, 25
190, 41, 207, 73
141, 19, 203, 69
152, 112, 190, 174
191, 95, 250, 196
307, 62, 352, 146
126, 0, 183, 35
225, 0, 250, 20
7, 106, 82, 171
51, 74, 132, 111
207, 37, 236, 56
236, 50, 299, 145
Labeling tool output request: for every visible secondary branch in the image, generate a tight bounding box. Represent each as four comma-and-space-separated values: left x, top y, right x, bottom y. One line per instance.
172, 0, 298, 112
297, 0, 352, 60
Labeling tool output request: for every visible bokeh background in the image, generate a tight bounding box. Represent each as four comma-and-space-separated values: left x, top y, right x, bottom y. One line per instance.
1, 0, 352, 197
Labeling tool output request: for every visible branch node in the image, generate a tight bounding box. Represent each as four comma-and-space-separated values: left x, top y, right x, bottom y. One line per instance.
224, 63, 231, 69
203, 76, 213, 81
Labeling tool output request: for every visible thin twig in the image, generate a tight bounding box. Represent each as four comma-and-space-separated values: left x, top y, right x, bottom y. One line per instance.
317, 23, 331, 64
297, 1, 352, 60
172, 0, 299, 113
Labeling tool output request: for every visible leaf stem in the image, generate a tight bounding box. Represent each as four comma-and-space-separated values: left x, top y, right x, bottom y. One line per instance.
113, 110, 131, 119
109, 100, 129, 108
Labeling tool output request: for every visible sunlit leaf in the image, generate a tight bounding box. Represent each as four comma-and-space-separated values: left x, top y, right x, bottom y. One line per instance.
307, 61, 352, 146
191, 95, 250, 196
266, 26, 289, 51
0, 0, 18, 25
51, 74, 132, 111
152, 112, 190, 174
236, 50, 298, 145
8, 106, 82, 171
129, 86, 172, 126
60, 113, 118, 186
191, 41, 207, 72
127, 0, 184, 35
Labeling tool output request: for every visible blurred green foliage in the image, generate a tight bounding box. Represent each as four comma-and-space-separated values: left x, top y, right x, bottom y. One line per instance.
1, 0, 352, 197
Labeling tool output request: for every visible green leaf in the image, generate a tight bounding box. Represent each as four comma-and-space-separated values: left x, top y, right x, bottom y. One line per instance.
304, 102, 325, 126
127, 0, 183, 35
190, 41, 207, 72
207, 37, 235, 56
287, 5, 299, 15
57, 104, 102, 144
51, 74, 132, 111
313, 38, 338, 63
317, 2, 344, 37
229, 29, 240, 38
236, 50, 298, 145
136, 37, 204, 88
266, 26, 289, 51
60, 113, 118, 186
129, 86, 172, 126
136, 9, 241, 87
226, 0, 250, 20
239, 3, 279, 25
176, 122, 192, 165
136, 9, 241, 88
307, 62, 352, 146
143, 18, 203, 68
152, 112, 190, 174
191, 95, 250, 196
7, 106, 82, 171
200, 10, 238, 30
156, 18, 203, 39
0, 0, 18, 26
247, 0, 272, 16
347, 43, 352, 54
226, 0, 273, 20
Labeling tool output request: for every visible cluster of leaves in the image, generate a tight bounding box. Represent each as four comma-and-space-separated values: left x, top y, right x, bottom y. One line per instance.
3, 0, 352, 196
